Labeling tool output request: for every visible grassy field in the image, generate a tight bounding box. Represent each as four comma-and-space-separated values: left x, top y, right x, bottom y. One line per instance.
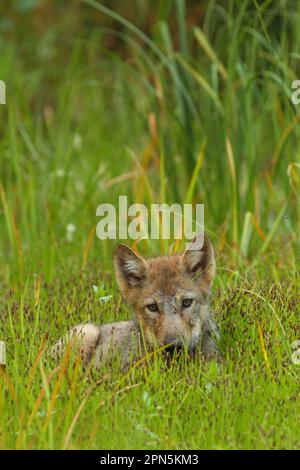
0, 0, 299, 450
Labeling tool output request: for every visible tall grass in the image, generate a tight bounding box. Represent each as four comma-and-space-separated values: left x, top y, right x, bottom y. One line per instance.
0, 0, 299, 284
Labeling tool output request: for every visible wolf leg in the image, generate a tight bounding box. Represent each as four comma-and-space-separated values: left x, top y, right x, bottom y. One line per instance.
51, 323, 101, 365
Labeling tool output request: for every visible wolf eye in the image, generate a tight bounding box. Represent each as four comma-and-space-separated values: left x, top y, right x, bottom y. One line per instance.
146, 303, 158, 312
182, 298, 193, 308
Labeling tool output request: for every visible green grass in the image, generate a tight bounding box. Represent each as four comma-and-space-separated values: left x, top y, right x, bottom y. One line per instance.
0, 261, 299, 449
0, 0, 300, 450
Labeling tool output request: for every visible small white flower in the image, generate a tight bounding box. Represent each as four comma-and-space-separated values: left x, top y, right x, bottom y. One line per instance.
205, 382, 213, 393
73, 133, 82, 150
99, 295, 112, 303
56, 169, 65, 177
66, 223, 76, 242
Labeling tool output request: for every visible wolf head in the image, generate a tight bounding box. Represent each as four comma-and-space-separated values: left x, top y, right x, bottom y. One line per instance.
113, 234, 216, 353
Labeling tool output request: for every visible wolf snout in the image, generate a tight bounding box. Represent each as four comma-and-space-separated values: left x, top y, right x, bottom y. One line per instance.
163, 335, 184, 351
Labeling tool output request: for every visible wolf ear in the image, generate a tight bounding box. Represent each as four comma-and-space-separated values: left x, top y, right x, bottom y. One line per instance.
114, 244, 147, 291
182, 233, 216, 287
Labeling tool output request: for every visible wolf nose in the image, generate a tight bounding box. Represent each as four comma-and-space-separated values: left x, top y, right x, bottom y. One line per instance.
163, 336, 182, 351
